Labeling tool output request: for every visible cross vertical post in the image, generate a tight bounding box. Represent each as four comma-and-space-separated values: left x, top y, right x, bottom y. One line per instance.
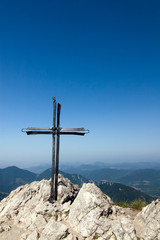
22, 98, 89, 202
55, 103, 61, 200
50, 98, 56, 203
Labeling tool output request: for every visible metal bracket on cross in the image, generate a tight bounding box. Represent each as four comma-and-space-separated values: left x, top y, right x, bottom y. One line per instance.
22, 98, 89, 202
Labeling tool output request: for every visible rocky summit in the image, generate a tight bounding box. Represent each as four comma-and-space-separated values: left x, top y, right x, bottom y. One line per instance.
0, 175, 159, 240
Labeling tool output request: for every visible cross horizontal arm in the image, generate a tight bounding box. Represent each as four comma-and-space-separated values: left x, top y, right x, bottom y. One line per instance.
22, 127, 53, 131
26, 131, 52, 135
22, 128, 89, 135
60, 132, 86, 136
25, 131, 88, 136
60, 128, 86, 131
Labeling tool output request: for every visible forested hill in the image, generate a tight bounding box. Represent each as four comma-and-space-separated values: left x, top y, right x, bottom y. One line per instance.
36, 168, 155, 203
0, 166, 156, 203
0, 166, 36, 193
97, 181, 155, 203
61, 165, 160, 197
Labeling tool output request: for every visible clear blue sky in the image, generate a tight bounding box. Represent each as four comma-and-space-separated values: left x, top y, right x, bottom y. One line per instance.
0, 0, 160, 168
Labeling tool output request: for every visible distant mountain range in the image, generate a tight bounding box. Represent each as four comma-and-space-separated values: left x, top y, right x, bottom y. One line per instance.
25, 161, 160, 174
0, 166, 36, 193
0, 166, 90, 196
36, 168, 91, 186
0, 166, 156, 203
60, 161, 160, 172
97, 181, 154, 203
60, 164, 160, 197
25, 161, 160, 197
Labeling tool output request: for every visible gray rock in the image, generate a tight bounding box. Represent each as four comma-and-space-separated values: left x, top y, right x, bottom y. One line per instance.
69, 183, 137, 240
39, 218, 68, 240
0, 174, 159, 240
57, 174, 79, 204
26, 230, 39, 240
134, 199, 160, 240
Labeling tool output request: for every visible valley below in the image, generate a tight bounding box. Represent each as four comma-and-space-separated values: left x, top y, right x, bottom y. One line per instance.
0, 162, 159, 204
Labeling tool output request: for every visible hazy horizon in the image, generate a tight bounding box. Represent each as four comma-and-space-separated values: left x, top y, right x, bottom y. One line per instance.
1, 158, 160, 170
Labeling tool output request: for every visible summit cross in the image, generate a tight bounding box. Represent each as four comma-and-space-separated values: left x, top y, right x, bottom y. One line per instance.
22, 98, 89, 202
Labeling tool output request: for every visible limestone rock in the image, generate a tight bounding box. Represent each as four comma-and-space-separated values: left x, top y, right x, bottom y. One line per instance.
0, 174, 159, 240
69, 183, 137, 240
0, 174, 79, 239
57, 174, 79, 204
26, 230, 39, 240
134, 199, 160, 240
39, 218, 68, 240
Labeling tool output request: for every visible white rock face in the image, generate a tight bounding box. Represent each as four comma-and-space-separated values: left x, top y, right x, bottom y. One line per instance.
39, 218, 68, 240
0, 175, 78, 240
134, 199, 160, 240
69, 183, 136, 240
0, 174, 159, 240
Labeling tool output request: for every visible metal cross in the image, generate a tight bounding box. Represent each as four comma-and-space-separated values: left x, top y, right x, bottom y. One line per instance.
22, 97, 89, 202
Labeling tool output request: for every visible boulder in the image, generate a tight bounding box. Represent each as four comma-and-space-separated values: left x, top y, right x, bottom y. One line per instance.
0, 174, 159, 240
134, 199, 160, 240
69, 183, 137, 240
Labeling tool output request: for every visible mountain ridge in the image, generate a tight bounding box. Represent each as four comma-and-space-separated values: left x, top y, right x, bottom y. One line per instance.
60, 164, 160, 197
0, 166, 155, 203
0, 166, 36, 193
